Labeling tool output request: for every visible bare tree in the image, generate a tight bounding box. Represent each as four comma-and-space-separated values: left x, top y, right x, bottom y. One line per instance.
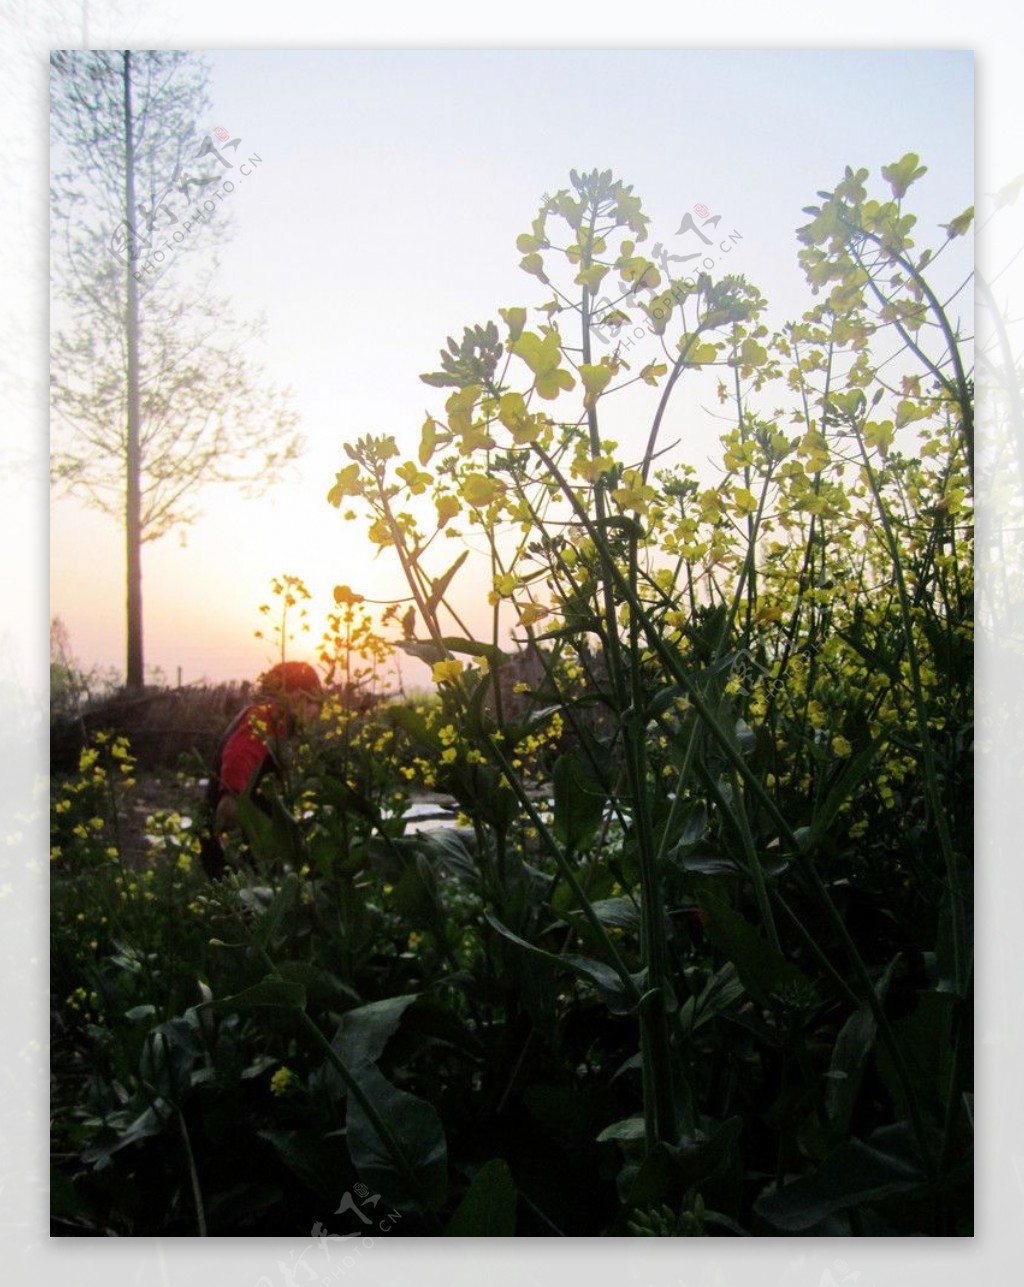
50, 50, 303, 690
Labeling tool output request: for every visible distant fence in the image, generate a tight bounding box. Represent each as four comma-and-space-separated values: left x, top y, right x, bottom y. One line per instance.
50, 683, 251, 774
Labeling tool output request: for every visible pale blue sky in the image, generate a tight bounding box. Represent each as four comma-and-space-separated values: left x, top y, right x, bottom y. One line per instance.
50, 48, 974, 683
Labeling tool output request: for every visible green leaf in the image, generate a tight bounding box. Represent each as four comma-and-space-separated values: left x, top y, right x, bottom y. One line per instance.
677, 962, 745, 1037
443, 1158, 517, 1236
699, 893, 814, 1010
626, 1117, 743, 1207
596, 1115, 646, 1144
874, 990, 957, 1117
257, 1128, 348, 1205
333, 995, 420, 1072
50, 1166, 99, 1226
798, 734, 885, 855
553, 752, 607, 850
483, 912, 642, 1014
81, 1098, 175, 1166
396, 638, 447, 669
419, 827, 479, 885
198, 977, 306, 1012
755, 1121, 932, 1231
587, 896, 641, 933
346, 1059, 448, 1213
821, 957, 897, 1139
249, 872, 300, 950
426, 550, 469, 616
439, 635, 509, 664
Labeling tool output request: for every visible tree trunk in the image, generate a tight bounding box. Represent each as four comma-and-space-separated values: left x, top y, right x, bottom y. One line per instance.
123, 50, 144, 691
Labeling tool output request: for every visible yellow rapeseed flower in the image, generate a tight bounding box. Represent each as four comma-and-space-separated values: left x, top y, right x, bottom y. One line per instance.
270, 1066, 298, 1096
432, 658, 464, 685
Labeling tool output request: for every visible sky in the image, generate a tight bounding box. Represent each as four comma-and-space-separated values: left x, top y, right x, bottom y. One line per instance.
48, 48, 975, 687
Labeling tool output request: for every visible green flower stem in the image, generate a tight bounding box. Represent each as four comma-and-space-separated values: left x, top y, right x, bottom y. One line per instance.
839, 209, 974, 487
477, 726, 641, 1005
854, 435, 968, 998
175, 1103, 208, 1237
626, 544, 679, 1148
532, 439, 938, 1177
583, 243, 678, 1147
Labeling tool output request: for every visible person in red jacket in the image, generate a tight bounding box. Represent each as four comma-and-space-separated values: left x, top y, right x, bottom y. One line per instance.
201, 661, 323, 878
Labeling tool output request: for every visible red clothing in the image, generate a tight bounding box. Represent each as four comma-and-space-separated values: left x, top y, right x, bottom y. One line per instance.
218, 702, 289, 794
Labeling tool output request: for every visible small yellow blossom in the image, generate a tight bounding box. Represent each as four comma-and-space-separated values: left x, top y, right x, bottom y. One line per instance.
270, 1066, 298, 1096
432, 658, 464, 685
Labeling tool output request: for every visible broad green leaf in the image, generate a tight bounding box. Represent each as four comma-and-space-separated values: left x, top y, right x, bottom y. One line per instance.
426, 550, 469, 616
81, 1098, 174, 1166
332, 995, 420, 1072
483, 912, 642, 1014
874, 990, 957, 1117
198, 976, 306, 1012
755, 1121, 932, 1231
249, 872, 300, 950
587, 897, 641, 933
798, 734, 885, 856
50, 1165, 99, 1224
626, 1117, 743, 1207
821, 1011, 875, 1142
257, 1128, 348, 1206
677, 961, 745, 1037
439, 635, 509, 664
553, 752, 607, 850
443, 1158, 517, 1236
396, 638, 447, 669
346, 1059, 448, 1213
596, 1115, 646, 1144
421, 827, 480, 886
699, 893, 816, 1011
